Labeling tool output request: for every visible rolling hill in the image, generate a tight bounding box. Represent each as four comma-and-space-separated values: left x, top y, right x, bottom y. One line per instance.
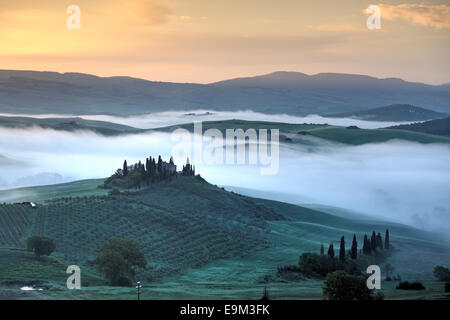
326, 104, 448, 122
2, 116, 449, 144
387, 117, 450, 138
0, 116, 143, 136
153, 119, 450, 145
0, 176, 449, 299
1, 70, 449, 116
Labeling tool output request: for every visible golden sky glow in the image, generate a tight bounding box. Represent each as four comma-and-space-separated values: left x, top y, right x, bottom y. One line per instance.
0, 0, 449, 84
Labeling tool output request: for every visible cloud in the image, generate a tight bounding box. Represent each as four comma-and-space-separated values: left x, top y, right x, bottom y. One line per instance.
0, 118, 449, 236
307, 24, 365, 33
379, 3, 450, 29
105, 0, 175, 25
0, 110, 418, 129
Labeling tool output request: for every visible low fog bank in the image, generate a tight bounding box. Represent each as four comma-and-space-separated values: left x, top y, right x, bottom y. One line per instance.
0, 172, 72, 190
0, 127, 449, 237
0, 110, 417, 129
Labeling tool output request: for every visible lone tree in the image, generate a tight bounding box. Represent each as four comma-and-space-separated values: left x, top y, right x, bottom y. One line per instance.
339, 236, 345, 261
433, 265, 450, 281
327, 243, 335, 259
384, 229, 390, 249
261, 286, 270, 301
323, 271, 372, 300
350, 234, 358, 259
27, 236, 55, 259
91, 238, 147, 286
320, 243, 325, 256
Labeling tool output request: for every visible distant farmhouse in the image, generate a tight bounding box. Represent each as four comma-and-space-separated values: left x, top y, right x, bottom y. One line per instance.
14, 202, 37, 208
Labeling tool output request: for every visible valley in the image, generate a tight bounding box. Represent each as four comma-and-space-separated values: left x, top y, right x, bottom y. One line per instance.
0, 175, 449, 299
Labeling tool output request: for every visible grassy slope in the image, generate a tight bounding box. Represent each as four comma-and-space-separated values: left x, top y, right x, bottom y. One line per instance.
0, 177, 449, 299
1, 115, 449, 144
326, 104, 448, 122
0, 179, 107, 203
387, 116, 450, 138
306, 126, 450, 145
0, 117, 450, 145
0, 116, 143, 136
153, 119, 450, 145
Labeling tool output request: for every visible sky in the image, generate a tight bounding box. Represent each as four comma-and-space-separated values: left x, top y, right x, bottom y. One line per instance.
0, 0, 449, 84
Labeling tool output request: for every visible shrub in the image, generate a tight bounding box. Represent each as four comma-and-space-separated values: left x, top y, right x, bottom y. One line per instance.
396, 281, 425, 290
117, 276, 132, 287
108, 189, 121, 196
297, 253, 361, 278
323, 271, 373, 300
373, 292, 385, 300
298, 253, 337, 277
433, 265, 450, 281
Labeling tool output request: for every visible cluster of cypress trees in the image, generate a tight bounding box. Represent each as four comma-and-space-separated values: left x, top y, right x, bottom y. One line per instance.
321, 235, 358, 262
122, 155, 179, 184
320, 229, 390, 261
362, 229, 390, 255
181, 157, 195, 176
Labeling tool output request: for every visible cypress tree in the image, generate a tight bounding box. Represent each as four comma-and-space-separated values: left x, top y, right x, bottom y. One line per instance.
339, 236, 345, 261
140, 163, 146, 180
351, 234, 358, 259
371, 231, 377, 251
376, 232, 383, 249
320, 243, 324, 255
157, 156, 163, 179
362, 235, 367, 254
385, 229, 390, 249
146, 158, 151, 182
123, 160, 128, 176
327, 243, 334, 259
363, 234, 371, 255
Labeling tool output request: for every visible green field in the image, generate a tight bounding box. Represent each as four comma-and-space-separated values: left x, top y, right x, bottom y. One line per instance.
0, 176, 449, 300
0, 116, 144, 136
326, 104, 448, 122
387, 116, 450, 138
2, 115, 449, 145
152, 119, 450, 145
0, 179, 107, 203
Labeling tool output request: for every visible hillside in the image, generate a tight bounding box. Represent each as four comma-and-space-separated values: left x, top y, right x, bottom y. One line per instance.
0, 116, 143, 136
326, 104, 448, 122
1, 70, 449, 116
0, 176, 449, 299
387, 117, 450, 138
2, 116, 449, 145
153, 119, 450, 145
0, 176, 285, 281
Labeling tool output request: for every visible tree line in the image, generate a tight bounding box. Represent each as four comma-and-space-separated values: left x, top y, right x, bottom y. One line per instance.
321, 229, 390, 261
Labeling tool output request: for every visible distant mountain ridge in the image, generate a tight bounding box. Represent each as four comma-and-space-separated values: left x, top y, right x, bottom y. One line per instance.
0, 70, 449, 116
326, 104, 448, 122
